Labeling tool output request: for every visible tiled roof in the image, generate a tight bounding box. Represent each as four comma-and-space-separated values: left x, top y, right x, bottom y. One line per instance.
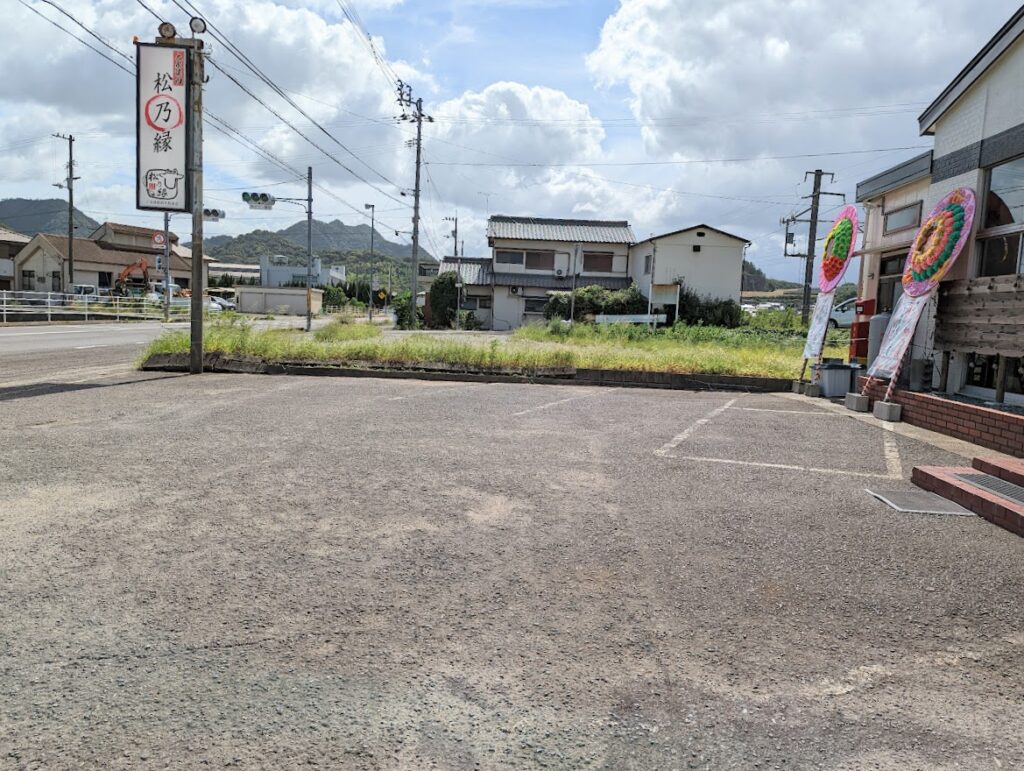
33, 235, 202, 272
88, 221, 181, 243
0, 225, 31, 244
487, 215, 635, 244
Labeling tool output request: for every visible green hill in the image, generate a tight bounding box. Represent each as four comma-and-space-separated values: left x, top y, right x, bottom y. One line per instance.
0, 198, 99, 237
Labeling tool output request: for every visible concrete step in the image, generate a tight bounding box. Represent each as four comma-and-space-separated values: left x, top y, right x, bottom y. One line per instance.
972, 456, 1024, 488
912, 465, 1024, 537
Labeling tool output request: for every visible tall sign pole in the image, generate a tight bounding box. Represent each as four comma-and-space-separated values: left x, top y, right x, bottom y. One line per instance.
137, 21, 203, 368
163, 212, 171, 322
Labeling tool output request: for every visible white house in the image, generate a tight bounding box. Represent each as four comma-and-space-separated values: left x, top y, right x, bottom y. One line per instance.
854, 4, 1024, 402
629, 225, 750, 307
438, 215, 748, 330
0, 225, 31, 290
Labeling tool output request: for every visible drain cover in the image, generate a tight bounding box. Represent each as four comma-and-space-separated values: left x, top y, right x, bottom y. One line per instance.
865, 489, 974, 516
955, 472, 1024, 506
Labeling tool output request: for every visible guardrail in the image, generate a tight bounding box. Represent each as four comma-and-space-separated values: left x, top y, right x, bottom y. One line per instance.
0, 290, 190, 323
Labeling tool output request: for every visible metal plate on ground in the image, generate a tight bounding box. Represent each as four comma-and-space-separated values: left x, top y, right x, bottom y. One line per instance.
865, 489, 975, 517
954, 472, 1024, 506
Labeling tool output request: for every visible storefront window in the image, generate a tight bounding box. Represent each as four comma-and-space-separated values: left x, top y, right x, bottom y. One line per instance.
985, 156, 1024, 228
977, 233, 1022, 276
965, 353, 1024, 395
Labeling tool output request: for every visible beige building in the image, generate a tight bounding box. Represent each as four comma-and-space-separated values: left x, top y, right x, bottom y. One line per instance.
14, 221, 209, 293
854, 5, 1024, 402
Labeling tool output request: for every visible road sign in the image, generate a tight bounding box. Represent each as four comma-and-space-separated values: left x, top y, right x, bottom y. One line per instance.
136, 43, 191, 212
378, 290, 386, 300
151, 231, 167, 249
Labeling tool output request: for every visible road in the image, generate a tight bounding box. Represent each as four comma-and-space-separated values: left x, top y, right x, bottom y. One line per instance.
1, 372, 1021, 769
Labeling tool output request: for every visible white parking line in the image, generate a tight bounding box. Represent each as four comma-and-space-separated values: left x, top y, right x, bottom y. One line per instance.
511, 390, 605, 417
881, 424, 903, 478
654, 398, 738, 456
669, 455, 902, 479
739, 407, 838, 415
74, 345, 110, 350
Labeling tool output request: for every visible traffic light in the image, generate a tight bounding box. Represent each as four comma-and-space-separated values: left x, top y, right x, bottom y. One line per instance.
202, 208, 226, 221
242, 192, 275, 209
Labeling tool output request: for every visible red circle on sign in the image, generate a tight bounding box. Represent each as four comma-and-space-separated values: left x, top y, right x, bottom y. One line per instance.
144, 94, 184, 132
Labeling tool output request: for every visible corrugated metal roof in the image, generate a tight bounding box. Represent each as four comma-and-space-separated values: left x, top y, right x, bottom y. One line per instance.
438, 258, 493, 286
491, 272, 630, 290
0, 225, 31, 244
487, 215, 635, 244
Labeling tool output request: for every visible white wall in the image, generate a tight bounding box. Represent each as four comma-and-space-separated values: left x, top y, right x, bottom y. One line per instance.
236, 287, 323, 315
629, 230, 745, 304
492, 286, 524, 331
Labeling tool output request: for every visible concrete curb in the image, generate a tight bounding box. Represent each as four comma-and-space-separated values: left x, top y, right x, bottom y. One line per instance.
140, 353, 792, 393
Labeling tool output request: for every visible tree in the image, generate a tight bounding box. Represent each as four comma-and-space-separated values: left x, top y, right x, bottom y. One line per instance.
393, 291, 422, 329
428, 272, 458, 328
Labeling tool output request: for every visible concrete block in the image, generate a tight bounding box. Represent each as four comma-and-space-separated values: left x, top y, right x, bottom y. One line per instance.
845, 392, 870, 412
804, 384, 821, 398
873, 400, 903, 422
792, 380, 806, 394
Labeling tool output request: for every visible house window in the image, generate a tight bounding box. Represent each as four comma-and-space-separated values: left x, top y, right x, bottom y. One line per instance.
51, 271, 61, 292
477, 296, 492, 310
977, 234, 1022, 277
985, 156, 1024, 228
524, 251, 555, 270
883, 202, 922, 234
21, 270, 34, 289
496, 250, 524, 265
583, 252, 614, 272
98, 271, 112, 289
692, 245, 702, 253
460, 297, 478, 310
876, 253, 904, 313
643, 254, 652, 274
523, 297, 547, 313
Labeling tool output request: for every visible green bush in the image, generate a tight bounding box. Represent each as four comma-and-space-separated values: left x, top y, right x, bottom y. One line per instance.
393, 291, 423, 329
458, 310, 483, 330
429, 272, 458, 328
674, 285, 743, 328
544, 283, 647, 321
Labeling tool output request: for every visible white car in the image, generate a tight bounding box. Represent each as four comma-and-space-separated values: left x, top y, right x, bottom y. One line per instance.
209, 296, 236, 311
829, 298, 857, 329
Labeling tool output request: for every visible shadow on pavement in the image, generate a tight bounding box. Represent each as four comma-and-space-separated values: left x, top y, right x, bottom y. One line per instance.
0, 374, 186, 402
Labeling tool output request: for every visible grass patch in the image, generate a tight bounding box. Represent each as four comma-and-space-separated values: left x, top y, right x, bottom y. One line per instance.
141, 319, 846, 378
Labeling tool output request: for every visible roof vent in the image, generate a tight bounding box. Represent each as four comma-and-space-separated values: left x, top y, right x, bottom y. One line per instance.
696, 231, 706, 237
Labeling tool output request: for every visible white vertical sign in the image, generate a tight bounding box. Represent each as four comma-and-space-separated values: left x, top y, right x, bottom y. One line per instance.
137, 43, 190, 212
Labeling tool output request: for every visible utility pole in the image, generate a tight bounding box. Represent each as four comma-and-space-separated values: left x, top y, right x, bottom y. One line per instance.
305, 166, 313, 332
444, 213, 459, 328
365, 203, 375, 321
397, 80, 432, 329
782, 170, 840, 325
52, 133, 78, 289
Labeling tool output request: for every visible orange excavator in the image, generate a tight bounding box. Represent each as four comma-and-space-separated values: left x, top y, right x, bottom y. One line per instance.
113, 258, 151, 297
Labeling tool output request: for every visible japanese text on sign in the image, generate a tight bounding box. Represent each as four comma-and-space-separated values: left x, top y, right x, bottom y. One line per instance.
137, 43, 190, 212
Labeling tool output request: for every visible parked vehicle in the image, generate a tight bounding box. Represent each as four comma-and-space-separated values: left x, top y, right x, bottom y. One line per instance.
829, 298, 857, 329
209, 295, 236, 311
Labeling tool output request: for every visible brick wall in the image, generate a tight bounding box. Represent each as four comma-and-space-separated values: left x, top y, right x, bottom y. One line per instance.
858, 377, 1024, 457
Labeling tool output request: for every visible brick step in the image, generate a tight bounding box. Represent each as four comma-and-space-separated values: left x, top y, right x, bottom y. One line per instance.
972, 455, 1024, 487
912, 465, 1024, 537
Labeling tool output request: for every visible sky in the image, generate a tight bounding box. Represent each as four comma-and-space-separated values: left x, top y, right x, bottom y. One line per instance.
1, 0, 1022, 281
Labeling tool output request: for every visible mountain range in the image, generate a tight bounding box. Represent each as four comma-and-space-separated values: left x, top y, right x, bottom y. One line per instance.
0, 198, 100, 237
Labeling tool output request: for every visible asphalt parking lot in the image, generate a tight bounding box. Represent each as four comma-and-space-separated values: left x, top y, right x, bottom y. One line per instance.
2, 373, 1022, 769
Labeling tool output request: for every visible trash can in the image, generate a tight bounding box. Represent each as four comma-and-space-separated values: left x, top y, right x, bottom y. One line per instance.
813, 363, 860, 398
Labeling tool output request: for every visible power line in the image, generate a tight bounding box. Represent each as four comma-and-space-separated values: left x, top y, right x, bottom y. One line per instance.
168, 0, 407, 201
425, 146, 932, 168
16, 0, 134, 76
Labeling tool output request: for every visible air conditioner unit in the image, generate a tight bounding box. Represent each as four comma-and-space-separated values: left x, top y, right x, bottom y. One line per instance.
510, 286, 520, 295
555, 268, 565, 277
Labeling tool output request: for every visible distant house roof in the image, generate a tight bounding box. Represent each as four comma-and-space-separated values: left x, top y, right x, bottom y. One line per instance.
87, 221, 181, 243
856, 151, 933, 202
19, 234, 207, 272
438, 257, 493, 286
633, 224, 750, 247
0, 225, 31, 245
919, 5, 1024, 134
487, 215, 635, 244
